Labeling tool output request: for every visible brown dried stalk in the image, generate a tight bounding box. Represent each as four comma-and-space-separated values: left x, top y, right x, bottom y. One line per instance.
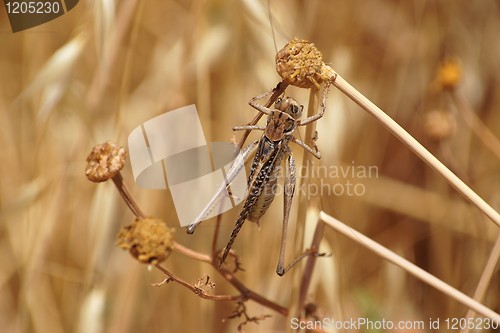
275, 40, 500, 231
320, 211, 500, 323
154, 264, 242, 302
460, 234, 500, 333
222, 301, 272, 332
85, 141, 288, 319
272, 39, 334, 317
296, 218, 325, 318
85, 141, 145, 218
332, 72, 500, 229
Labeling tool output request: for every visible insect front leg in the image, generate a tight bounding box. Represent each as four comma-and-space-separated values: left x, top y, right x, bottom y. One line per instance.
237, 81, 289, 149
248, 88, 275, 108
276, 153, 296, 276
248, 89, 278, 116
298, 81, 331, 126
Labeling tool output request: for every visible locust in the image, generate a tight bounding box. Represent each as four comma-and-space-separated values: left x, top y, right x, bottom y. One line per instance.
187, 83, 329, 276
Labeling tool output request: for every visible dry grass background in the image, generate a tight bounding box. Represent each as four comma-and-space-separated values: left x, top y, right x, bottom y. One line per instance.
1, 0, 500, 332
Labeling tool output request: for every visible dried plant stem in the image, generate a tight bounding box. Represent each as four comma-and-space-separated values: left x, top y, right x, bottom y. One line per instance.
108, 170, 288, 315
331, 73, 500, 229
172, 241, 211, 263
155, 264, 242, 302
460, 234, 500, 333
450, 91, 500, 160
218, 268, 288, 316
297, 218, 324, 318
320, 211, 500, 323
296, 87, 321, 225
160, 246, 288, 316
292, 87, 322, 315
111, 174, 146, 218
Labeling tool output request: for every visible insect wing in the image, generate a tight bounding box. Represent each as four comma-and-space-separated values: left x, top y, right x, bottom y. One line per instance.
186, 141, 258, 233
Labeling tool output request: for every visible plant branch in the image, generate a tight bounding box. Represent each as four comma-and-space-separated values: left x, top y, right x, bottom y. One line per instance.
112, 174, 146, 219
217, 267, 288, 316
172, 241, 212, 263
330, 72, 500, 229
154, 264, 242, 302
460, 233, 500, 333
320, 211, 500, 324
165, 245, 288, 315
297, 219, 325, 317
108, 168, 288, 315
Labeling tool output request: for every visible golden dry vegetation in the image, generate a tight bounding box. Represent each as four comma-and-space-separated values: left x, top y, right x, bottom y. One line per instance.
1, 1, 499, 332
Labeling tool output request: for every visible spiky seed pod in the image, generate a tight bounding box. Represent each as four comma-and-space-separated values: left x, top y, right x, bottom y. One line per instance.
275, 38, 336, 89
85, 141, 127, 182
117, 217, 175, 264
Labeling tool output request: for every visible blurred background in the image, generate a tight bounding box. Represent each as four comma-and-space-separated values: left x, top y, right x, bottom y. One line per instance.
1, 0, 499, 332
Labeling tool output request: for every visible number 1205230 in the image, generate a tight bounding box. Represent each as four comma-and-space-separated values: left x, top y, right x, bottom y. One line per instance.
445, 317, 499, 330
5, 1, 61, 14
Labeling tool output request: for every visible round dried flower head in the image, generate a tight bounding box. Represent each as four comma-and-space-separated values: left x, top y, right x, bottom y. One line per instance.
117, 217, 175, 264
436, 58, 462, 90
275, 38, 336, 89
85, 141, 127, 182
423, 109, 456, 141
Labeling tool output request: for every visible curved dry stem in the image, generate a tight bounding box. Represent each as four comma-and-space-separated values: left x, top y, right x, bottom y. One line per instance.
111, 174, 146, 218
217, 267, 288, 316
172, 241, 212, 263
166, 240, 288, 315
155, 264, 242, 302
108, 168, 288, 315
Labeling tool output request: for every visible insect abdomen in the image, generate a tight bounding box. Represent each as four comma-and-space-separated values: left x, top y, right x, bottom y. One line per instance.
248, 167, 279, 223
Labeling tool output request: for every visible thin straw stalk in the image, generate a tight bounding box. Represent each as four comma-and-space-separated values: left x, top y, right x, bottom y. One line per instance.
331, 73, 500, 229
320, 211, 500, 324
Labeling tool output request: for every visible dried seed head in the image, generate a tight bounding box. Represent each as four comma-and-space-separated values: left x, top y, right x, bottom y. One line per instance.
117, 217, 175, 264
435, 58, 462, 91
423, 109, 456, 141
275, 38, 336, 89
85, 141, 127, 182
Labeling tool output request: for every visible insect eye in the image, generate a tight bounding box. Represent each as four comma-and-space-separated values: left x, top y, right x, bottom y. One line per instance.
289, 103, 303, 115
275, 97, 282, 106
